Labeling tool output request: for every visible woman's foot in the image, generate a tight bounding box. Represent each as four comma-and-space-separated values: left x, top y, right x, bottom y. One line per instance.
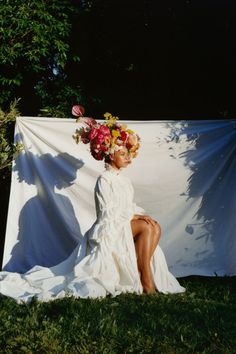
143, 286, 156, 294
141, 274, 156, 294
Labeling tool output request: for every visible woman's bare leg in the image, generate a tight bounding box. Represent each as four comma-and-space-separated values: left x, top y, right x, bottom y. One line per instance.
131, 219, 161, 294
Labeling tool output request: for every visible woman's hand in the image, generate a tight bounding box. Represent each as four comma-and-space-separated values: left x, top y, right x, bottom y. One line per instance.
133, 214, 157, 227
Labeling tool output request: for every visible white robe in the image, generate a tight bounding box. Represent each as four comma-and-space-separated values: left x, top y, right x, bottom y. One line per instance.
0, 167, 185, 302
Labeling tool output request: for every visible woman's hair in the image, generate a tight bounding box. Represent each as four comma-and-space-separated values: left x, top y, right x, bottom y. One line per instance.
104, 155, 111, 163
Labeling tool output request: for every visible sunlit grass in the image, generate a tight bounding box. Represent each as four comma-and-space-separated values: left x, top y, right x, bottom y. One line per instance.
0, 276, 235, 353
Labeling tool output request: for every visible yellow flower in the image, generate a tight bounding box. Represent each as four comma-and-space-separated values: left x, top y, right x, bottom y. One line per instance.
112, 130, 120, 138
126, 129, 134, 134
110, 117, 118, 125
131, 151, 138, 158
104, 112, 119, 127
110, 137, 116, 147
104, 112, 112, 119
121, 124, 127, 130
72, 133, 80, 144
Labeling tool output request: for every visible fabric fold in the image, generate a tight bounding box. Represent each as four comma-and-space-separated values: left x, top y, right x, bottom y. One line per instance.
0, 167, 185, 302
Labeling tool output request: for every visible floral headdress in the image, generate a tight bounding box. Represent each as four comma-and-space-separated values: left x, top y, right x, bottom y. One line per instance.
72, 105, 140, 161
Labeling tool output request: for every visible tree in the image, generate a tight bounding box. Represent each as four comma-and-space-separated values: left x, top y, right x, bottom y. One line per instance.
0, 0, 86, 117
0, 99, 23, 172
0, 99, 23, 266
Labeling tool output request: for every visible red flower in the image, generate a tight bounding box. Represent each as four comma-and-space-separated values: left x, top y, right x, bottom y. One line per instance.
81, 131, 90, 144
96, 133, 105, 144
100, 144, 108, 152
91, 150, 103, 160
99, 125, 110, 135
88, 128, 98, 140
120, 131, 128, 142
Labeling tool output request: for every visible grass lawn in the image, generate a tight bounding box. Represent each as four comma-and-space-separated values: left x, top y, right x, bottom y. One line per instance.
0, 276, 235, 353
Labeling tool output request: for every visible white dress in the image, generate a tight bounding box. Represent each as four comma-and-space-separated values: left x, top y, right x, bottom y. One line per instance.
0, 166, 185, 302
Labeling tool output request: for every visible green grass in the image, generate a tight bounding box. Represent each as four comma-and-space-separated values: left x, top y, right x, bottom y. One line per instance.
0, 276, 235, 354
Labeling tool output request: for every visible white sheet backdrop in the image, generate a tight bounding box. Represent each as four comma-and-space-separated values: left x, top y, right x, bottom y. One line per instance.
2, 117, 236, 276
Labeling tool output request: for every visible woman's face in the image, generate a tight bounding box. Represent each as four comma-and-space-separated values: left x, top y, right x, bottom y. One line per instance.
110, 146, 131, 169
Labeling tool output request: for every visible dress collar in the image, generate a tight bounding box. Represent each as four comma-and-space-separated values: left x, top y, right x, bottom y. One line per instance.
105, 163, 121, 175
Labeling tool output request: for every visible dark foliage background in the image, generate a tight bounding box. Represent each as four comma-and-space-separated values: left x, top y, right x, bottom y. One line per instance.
1, 0, 236, 119
76, 0, 236, 119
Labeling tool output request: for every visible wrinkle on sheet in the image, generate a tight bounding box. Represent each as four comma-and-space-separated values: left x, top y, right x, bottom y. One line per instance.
2, 117, 236, 276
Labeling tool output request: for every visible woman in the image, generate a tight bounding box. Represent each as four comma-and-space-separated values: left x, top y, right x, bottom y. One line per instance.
73, 108, 185, 297
106, 146, 161, 294
0, 110, 185, 302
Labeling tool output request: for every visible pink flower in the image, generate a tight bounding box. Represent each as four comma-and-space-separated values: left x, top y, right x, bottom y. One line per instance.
116, 138, 124, 146
72, 105, 85, 117
96, 133, 105, 144
115, 123, 121, 130
79, 117, 97, 128
88, 128, 98, 140
99, 125, 110, 135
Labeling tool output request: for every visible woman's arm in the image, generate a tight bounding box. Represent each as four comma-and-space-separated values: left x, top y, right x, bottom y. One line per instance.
96, 176, 134, 222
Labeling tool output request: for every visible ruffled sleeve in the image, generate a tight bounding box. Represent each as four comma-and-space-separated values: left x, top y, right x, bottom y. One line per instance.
123, 175, 145, 215
95, 175, 135, 223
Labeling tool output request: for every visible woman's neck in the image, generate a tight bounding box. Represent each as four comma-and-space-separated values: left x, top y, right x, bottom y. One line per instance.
105, 163, 121, 174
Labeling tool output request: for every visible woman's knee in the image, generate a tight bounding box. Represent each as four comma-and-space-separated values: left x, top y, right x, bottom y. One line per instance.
132, 219, 161, 241
154, 222, 161, 236
131, 219, 152, 239
142, 221, 154, 235
139, 221, 160, 239
152, 222, 161, 243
